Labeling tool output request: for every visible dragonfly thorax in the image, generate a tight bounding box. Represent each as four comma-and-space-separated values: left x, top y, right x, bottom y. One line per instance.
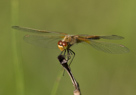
63, 35, 78, 44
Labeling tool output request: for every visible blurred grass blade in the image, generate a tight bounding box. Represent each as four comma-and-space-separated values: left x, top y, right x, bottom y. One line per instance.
11, 0, 25, 95
51, 69, 63, 95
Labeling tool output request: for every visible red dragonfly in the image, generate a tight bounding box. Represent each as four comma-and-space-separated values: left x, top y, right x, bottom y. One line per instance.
12, 26, 129, 64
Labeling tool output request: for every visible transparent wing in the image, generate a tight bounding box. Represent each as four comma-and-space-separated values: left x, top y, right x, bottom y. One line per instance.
12, 26, 67, 35
82, 35, 124, 40
88, 40, 129, 53
99, 35, 124, 40
24, 34, 64, 48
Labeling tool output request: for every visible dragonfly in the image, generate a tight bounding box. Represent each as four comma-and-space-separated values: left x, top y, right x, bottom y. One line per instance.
12, 26, 129, 65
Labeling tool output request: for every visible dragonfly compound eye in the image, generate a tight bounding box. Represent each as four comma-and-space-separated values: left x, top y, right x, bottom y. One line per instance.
58, 40, 64, 51
62, 42, 68, 47
58, 41, 68, 51
58, 40, 63, 45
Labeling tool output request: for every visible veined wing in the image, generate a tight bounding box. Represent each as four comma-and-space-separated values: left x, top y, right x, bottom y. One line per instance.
88, 40, 129, 53
77, 35, 124, 43
23, 34, 64, 48
12, 26, 67, 35
83, 35, 124, 40
77, 35, 129, 53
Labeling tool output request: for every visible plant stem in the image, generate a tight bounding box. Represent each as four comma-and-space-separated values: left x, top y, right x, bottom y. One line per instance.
11, 0, 25, 95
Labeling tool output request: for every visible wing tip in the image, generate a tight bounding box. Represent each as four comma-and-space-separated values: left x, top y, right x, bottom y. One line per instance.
112, 35, 124, 39
12, 26, 20, 29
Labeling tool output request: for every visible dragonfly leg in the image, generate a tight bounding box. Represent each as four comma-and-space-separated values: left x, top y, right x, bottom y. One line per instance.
67, 49, 71, 60
68, 49, 75, 66
59, 49, 75, 66
60, 49, 66, 57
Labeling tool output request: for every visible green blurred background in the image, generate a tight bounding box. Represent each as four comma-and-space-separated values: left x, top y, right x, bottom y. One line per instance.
0, 0, 136, 95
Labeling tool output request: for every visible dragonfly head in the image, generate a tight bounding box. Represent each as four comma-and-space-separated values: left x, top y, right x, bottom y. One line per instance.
58, 40, 68, 51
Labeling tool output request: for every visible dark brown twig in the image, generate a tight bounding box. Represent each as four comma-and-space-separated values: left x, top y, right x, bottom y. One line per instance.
58, 55, 81, 95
